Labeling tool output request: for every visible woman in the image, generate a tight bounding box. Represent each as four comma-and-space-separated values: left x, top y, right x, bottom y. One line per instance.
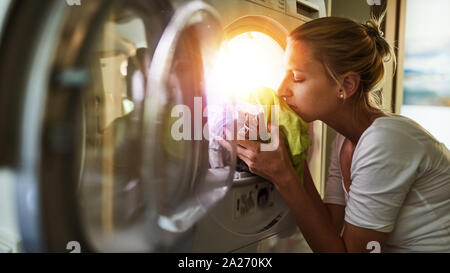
219, 14, 450, 252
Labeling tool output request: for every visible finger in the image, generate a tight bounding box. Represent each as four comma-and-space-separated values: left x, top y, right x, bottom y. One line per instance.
237, 139, 260, 151
237, 145, 254, 159
238, 154, 264, 178
237, 154, 254, 171
223, 125, 237, 141
216, 137, 234, 154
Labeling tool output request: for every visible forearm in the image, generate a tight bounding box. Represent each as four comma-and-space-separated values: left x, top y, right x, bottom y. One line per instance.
277, 171, 347, 253
302, 164, 334, 228
303, 164, 345, 234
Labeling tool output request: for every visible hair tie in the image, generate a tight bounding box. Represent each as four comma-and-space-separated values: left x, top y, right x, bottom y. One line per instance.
364, 24, 383, 38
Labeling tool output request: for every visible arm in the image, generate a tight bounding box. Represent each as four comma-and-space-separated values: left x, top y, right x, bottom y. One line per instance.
302, 163, 345, 235
303, 162, 384, 250
321, 134, 346, 234
283, 165, 346, 252
279, 167, 389, 252
220, 136, 390, 253
326, 204, 345, 235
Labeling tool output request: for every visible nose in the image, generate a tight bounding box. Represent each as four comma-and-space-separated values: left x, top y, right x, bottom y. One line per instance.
276, 74, 293, 99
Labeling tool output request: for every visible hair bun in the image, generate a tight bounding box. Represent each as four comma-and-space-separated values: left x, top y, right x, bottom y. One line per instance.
362, 15, 393, 63
363, 20, 384, 39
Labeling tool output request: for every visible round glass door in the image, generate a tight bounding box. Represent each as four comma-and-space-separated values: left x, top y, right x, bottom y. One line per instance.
77, 3, 161, 252
4, 0, 234, 252
74, 1, 234, 252
142, 1, 236, 248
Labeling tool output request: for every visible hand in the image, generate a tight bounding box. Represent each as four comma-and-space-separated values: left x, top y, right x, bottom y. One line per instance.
217, 123, 300, 194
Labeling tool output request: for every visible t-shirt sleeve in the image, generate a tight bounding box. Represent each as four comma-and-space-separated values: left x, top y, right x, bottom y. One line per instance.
323, 134, 346, 206
344, 126, 424, 233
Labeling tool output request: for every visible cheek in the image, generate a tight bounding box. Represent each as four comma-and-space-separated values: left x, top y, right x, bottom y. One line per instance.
292, 81, 323, 107
291, 80, 336, 120
288, 86, 316, 121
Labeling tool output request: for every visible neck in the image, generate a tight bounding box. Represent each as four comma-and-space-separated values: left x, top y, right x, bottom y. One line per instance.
323, 106, 385, 146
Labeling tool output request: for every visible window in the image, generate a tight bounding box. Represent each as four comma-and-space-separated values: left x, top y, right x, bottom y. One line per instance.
400, 0, 450, 148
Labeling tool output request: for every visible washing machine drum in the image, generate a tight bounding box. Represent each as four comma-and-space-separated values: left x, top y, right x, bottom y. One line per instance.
0, 0, 234, 252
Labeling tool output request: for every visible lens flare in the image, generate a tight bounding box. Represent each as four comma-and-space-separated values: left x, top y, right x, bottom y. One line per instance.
207, 32, 285, 101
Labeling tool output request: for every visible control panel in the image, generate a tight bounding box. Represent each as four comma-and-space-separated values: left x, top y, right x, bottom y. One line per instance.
246, 0, 325, 20
232, 177, 275, 219
246, 0, 286, 13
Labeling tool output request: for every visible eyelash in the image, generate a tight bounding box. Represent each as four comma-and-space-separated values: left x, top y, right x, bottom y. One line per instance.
293, 77, 304, 83
292, 72, 304, 83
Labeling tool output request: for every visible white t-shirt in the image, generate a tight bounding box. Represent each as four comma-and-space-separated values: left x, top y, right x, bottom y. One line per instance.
323, 116, 450, 253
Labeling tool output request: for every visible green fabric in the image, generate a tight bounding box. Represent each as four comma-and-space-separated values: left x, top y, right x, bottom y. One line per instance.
241, 87, 312, 183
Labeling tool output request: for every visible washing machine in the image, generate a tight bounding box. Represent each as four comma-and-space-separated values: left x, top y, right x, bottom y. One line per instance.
191, 0, 327, 253
0, 0, 326, 253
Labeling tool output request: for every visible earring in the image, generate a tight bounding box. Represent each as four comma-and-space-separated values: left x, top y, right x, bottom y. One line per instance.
339, 90, 344, 99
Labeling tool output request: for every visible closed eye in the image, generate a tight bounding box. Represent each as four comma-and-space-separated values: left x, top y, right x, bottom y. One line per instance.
292, 71, 305, 83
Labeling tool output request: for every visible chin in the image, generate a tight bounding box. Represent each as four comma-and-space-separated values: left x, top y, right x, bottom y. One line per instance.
301, 116, 315, 123
292, 108, 313, 123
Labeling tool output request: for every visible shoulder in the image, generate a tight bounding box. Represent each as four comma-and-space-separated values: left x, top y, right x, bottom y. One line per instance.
354, 116, 428, 161
345, 118, 425, 232
363, 116, 430, 142
352, 117, 428, 173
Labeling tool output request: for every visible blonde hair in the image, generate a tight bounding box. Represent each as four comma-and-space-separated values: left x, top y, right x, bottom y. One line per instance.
288, 12, 396, 114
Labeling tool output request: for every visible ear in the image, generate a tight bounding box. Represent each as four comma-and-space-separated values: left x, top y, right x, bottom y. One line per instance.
341, 72, 360, 99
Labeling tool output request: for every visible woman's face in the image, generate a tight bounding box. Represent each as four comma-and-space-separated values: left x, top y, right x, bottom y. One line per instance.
277, 40, 339, 122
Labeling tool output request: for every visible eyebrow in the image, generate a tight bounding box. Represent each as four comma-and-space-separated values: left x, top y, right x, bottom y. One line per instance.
292, 69, 305, 73
283, 65, 304, 72
286, 68, 306, 75
289, 58, 314, 73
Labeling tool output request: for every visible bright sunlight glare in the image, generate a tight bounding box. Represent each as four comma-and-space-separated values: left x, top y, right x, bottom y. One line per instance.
207, 32, 285, 101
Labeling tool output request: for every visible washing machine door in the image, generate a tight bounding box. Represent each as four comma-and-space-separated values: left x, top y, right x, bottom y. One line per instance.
0, 0, 234, 252
142, 2, 237, 245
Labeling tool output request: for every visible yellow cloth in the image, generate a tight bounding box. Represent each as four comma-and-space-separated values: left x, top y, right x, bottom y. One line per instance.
241, 87, 312, 183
